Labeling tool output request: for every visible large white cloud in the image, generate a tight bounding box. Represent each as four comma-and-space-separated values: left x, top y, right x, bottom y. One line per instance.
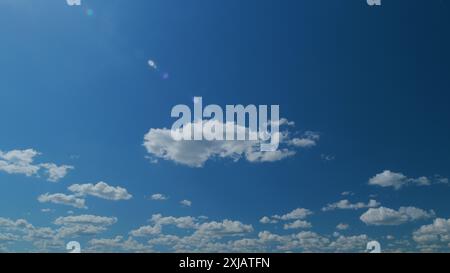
0, 149, 73, 182
68, 181, 132, 201
143, 120, 317, 167
360, 206, 435, 226
413, 218, 450, 245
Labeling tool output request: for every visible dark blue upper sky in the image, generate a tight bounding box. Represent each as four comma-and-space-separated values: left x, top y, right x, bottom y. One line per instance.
0, 0, 449, 252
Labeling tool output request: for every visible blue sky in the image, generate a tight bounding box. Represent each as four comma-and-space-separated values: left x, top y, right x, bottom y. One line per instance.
0, 0, 449, 253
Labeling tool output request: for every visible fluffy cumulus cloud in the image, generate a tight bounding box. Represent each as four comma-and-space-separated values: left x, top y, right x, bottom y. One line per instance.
130, 214, 252, 242
150, 193, 168, 201
130, 225, 162, 237
54, 215, 117, 238
130, 214, 200, 237
143, 119, 318, 167
0, 211, 406, 253
322, 199, 380, 211
38, 182, 131, 210
413, 218, 450, 245
54, 215, 118, 226
259, 216, 277, 224
37, 193, 86, 209
0, 149, 73, 182
360, 206, 435, 226
272, 208, 313, 221
260, 208, 313, 227
88, 236, 152, 253
289, 131, 320, 148
328, 235, 368, 252
0, 214, 118, 252
68, 181, 132, 201
368, 170, 447, 190
283, 220, 312, 230
180, 199, 192, 207
40, 163, 74, 182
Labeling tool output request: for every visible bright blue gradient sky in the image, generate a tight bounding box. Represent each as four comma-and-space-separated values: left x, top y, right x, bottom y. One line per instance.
0, 0, 449, 252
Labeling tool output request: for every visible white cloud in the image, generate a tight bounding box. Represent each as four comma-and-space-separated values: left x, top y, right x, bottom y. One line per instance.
143, 119, 316, 168
369, 170, 408, 189
0, 149, 40, 176
151, 214, 198, 229
259, 216, 277, 224
289, 138, 315, 148
68, 181, 132, 201
368, 170, 446, 189
336, 223, 349, 230
322, 199, 380, 211
341, 191, 354, 196
289, 131, 320, 148
54, 215, 117, 238
360, 206, 435, 226
261, 208, 313, 227
130, 214, 199, 237
435, 175, 449, 184
0, 233, 19, 242
0, 149, 72, 182
413, 218, 450, 244
88, 236, 152, 253
283, 220, 312, 230
37, 193, 86, 209
40, 163, 74, 182
180, 199, 192, 207
150, 193, 168, 201
328, 235, 368, 252
194, 220, 253, 237
57, 225, 108, 238
54, 215, 117, 226
130, 225, 161, 237
279, 231, 330, 252
410, 176, 431, 186
272, 208, 313, 221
